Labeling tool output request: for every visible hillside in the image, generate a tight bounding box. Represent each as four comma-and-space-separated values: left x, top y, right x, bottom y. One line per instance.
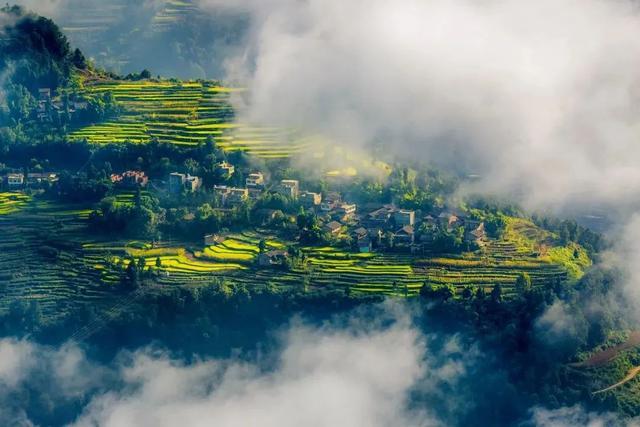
54, 0, 248, 78
67, 79, 311, 159
0, 190, 589, 322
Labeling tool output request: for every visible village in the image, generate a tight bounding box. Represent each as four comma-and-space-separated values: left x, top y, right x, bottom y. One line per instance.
2, 152, 488, 270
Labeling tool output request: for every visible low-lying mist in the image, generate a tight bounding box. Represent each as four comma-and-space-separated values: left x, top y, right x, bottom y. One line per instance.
198, 0, 640, 322
0, 302, 625, 427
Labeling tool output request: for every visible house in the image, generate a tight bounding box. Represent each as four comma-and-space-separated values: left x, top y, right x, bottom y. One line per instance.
111, 171, 148, 188
465, 222, 486, 245
204, 234, 226, 246
214, 185, 248, 206
5, 173, 24, 189
423, 214, 436, 226
216, 161, 235, 178
394, 210, 415, 226
320, 192, 341, 212
246, 172, 265, 188
325, 191, 341, 203
438, 212, 462, 230
363, 205, 395, 228
183, 175, 201, 192
352, 227, 372, 252
352, 227, 368, 240
394, 225, 415, 245
169, 173, 184, 193
300, 191, 322, 208
26, 172, 58, 186
248, 187, 263, 200
258, 250, 288, 267
228, 187, 249, 205
323, 221, 342, 235
38, 88, 51, 101
321, 200, 338, 212
277, 180, 300, 198
169, 173, 202, 193
213, 185, 228, 199
357, 236, 372, 253
335, 203, 357, 220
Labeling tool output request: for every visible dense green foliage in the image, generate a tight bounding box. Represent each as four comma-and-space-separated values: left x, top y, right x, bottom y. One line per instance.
0, 6, 72, 94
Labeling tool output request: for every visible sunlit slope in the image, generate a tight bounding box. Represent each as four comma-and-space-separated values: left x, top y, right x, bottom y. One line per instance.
68, 80, 313, 159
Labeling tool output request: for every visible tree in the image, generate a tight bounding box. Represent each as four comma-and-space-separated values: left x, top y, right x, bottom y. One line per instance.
490, 283, 503, 303
515, 272, 532, 295
71, 48, 86, 69
5, 83, 35, 122
155, 257, 162, 268
124, 259, 139, 289
420, 283, 455, 301
137, 257, 146, 276
485, 215, 506, 238
258, 239, 267, 254
196, 203, 214, 221
184, 158, 199, 176
140, 69, 152, 79
559, 224, 570, 245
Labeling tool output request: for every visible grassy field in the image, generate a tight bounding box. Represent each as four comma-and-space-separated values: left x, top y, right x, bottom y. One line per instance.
68, 80, 312, 159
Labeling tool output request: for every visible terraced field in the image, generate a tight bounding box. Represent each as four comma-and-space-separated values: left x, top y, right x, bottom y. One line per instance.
59, 1, 129, 35
0, 200, 127, 321
60, 0, 198, 35
133, 222, 573, 297
0, 191, 586, 321
0, 192, 31, 215
152, 0, 199, 32
68, 80, 312, 159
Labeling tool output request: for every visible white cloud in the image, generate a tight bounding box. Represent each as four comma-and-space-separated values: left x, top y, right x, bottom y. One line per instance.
201, 0, 640, 321
198, 0, 640, 213
71, 312, 433, 427
529, 405, 633, 427
10, 0, 68, 18
0, 338, 35, 387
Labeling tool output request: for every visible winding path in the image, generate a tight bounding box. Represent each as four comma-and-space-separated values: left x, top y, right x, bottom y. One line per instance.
570, 331, 640, 368
593, 366, 640, 394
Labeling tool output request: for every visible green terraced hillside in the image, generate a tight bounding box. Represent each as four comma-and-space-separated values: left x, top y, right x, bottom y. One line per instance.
69, 80, 312, 159
0, 192, 587, 320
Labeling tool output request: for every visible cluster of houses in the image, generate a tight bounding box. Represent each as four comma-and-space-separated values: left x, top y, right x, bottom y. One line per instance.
212, 171, 305, 208
341, 204, 487, 253
298, 193, 487, 254
1, 172, 58, 190
36, 88, 88, 123
169, 172, 202, 193
105, 164, 487, 259
110, 171, 149, 188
